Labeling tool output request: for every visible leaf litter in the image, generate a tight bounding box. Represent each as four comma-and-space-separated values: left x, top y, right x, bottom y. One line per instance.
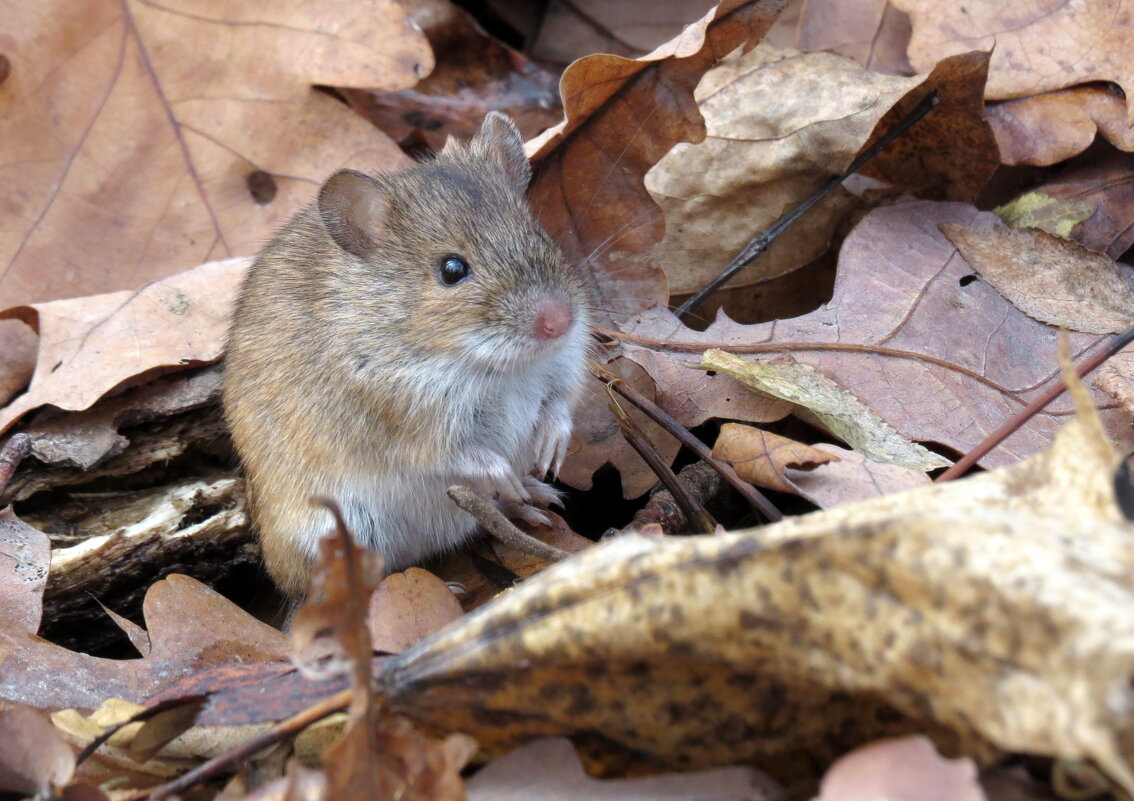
3, 0, 1134, 799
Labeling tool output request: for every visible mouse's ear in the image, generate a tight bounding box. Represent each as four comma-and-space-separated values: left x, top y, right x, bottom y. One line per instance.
318, 170, 388, 256
471, 112, 531, 196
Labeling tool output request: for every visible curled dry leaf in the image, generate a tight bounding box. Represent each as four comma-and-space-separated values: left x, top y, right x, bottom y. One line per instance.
814, 735, 985, 801
940, 222, 1134, 335
0, 258, 249, 437
894, 0, 1134, 121
645, 45, 920, 296
987, 86, 1134, 166
699, 349, 952, 471
0, 704, 75, 797
1033, 150, 1134, 259
712, 422, 840, 494
381, 363, 1134, 791
618, 201, 1129, 469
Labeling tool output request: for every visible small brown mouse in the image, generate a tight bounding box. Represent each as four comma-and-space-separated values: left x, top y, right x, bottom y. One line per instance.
223, 113, 591, 599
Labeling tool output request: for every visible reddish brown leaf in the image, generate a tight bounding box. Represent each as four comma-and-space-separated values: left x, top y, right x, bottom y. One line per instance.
785, 445, 932, 508
784, 0, 913, 75
987, 86, 1134, 167
1035, 149, 1134, 259
0, 575, 288, 711
858, 50, 998, 203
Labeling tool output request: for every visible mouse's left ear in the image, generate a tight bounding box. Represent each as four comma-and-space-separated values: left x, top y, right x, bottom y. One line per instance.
470, 112, 531, 196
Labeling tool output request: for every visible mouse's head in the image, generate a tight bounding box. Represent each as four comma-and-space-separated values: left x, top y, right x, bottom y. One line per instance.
317, 113, 588, 373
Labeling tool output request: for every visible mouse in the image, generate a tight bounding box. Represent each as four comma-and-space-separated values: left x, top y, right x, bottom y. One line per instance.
223, 112, 591, 600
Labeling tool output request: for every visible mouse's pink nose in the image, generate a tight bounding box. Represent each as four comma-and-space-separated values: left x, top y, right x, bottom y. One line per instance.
534, 300, 573, 340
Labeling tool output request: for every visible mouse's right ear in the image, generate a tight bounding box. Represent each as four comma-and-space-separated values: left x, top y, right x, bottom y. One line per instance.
318, 170, 387, 257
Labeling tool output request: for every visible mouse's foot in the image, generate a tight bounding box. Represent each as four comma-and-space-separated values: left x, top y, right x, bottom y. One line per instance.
497, 500, 551, 528
496, 477, 562, 528
450, 448, 529, 503
521, 475, 563, 508
532, 400, 573, 478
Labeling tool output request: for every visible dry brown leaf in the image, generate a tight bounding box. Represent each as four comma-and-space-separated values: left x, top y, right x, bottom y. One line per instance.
993, 192, 1097, 239
712, 422, 839, 493
343, 0, 562, 151
815, 736, 985, 801
466, 737, 777, 801
368, 568, 464, 654
618, 201, 1128, 470
781, 0, 913, 75
0, 575, 288, 711
382, 362, 1134, 789
0, 258, 248, 437
784, 444, 931, 508
645, 45, 917, 296
941, 222, 1134, 334
1, 0, 424, 311
1034, 150, 1134, 259
857, 50, 997, 203
893, 0, 1134, 121
0, 704, 75, 797
987, 86, 1134, 166
527, 0, 791, 324
0, 507, 49, 633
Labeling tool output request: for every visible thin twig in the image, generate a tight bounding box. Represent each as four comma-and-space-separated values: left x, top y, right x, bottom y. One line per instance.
0, 433, 31, 494
608, 390, 717, 534
936, 325, 1134, 482
125, 689, 352, 801
447, 485, 571, 561
674, 91, 939, 320
594, 366, 782, 522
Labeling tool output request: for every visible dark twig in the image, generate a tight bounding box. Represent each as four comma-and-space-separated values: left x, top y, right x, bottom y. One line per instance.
674, 91, 940, 320
124, 689, 351, 801
936, 325, 1134, 482
608, 390, 717, 534
594, 367, 782, 522
447, 485, 571, 561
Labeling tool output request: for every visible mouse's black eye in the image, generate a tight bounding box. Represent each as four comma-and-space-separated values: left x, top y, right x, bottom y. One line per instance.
438, 255, 471, 286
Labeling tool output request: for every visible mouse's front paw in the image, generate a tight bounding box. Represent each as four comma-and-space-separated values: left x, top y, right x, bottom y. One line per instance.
532, 402, 573, 478
497, 478, 563, 528
452, 449, 529, 504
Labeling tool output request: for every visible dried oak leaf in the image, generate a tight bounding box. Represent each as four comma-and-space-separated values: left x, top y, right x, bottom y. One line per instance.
892, 0, 1134, 121
616, 200, 1130, 469
368, 568, 464, 655
940, 221, 1134, 334
466, 737, 776, 801
987, 85, 1134, 166
712, 422, 840, 494
1, 0, 424, 310
645, 44, 919, 296
0, 574, 288, 711
0, 258, 248, 437
380, 363, 1134, 790
527, 0, 791, 324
